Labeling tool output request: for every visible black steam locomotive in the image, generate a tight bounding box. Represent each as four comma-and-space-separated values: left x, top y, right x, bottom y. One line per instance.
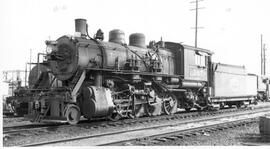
19, 19, 268, 124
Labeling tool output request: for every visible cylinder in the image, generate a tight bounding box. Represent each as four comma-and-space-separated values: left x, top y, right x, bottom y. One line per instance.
109, 29, 125, 44
75, 18, 87, 36
129, 33, 146, 48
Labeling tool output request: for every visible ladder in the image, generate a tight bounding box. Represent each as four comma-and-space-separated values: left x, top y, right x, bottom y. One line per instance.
32, 103, 50, 122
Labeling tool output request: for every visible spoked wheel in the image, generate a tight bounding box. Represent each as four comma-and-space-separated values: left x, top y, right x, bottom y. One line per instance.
146, 103, 162, 116
196, 107, 203, 112
145, 104, 156, 116
65, 105, 81, 125
162, 94, 178, 115
108, 112, 121, 121
146, 97, 163, 116
128, 104, 145, 119
236, 102, 242, 109
185, 108, 192, 112
184, 101, 194, 112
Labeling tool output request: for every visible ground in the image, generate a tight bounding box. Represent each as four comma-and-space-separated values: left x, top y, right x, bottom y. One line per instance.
134, 122, 270, 146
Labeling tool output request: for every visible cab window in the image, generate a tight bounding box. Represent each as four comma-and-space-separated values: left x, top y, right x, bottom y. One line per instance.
195, 52, 206, 67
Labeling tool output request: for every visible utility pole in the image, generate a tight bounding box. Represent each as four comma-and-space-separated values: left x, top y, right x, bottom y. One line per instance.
264, 44, 266, 75
25, 63, 27, 86
29, 49, 32, 73
190, 0, 204, 48
195, 0, 198, 48
261, 34, 266, 75
261, 34, 263, 75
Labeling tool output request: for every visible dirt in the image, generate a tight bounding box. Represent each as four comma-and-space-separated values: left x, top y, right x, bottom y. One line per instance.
3, 117, 32, 127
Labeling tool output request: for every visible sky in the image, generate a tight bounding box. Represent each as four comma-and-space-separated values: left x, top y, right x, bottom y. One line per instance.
1, 0, 270, 97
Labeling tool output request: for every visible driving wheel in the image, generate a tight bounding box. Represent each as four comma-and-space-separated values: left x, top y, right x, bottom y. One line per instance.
162, 94, 178, 115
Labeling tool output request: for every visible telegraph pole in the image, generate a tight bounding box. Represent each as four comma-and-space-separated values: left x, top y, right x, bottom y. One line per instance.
261, 34, 263, 75
29, 49, 32, 72
195, 0, 198, 48
25, 63, 27, 86
261, 34, 266, 75
264, 44, 266, 75
190, 0, 204, 48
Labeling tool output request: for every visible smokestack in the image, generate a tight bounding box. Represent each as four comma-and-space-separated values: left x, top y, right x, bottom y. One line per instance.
75, 18, 87, 37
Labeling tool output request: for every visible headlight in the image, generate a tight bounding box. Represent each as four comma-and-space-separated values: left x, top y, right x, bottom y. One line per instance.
45, 40, 57, 53
46, 45, 53, 53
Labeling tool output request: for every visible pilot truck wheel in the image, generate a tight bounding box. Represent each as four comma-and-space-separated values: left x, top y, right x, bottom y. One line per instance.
65, 104, 81, 125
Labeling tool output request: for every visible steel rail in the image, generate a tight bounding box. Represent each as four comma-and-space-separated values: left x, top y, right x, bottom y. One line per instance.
20, 107, 270, 147
101, 117, 258, 145
2, 107, 248, 136
4, 103, 269, 142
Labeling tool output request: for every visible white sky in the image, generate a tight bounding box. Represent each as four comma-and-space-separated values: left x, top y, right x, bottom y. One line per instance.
1, 0, 270, 97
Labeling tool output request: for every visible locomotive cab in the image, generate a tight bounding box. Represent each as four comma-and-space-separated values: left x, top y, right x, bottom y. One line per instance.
164, 42, 213, 111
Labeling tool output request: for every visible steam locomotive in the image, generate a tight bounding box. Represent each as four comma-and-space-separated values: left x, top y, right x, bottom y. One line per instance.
20, 19, 268, 124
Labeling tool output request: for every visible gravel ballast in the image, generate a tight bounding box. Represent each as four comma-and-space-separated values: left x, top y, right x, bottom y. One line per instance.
131, 121, 270, 146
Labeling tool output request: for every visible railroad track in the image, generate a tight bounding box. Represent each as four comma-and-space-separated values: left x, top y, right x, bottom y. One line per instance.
121, 119, 259, 146
3, 123, 66, 135
2, 106, 251, 136
3, 115, 21, 118
3, 103, 269, 146
19, 107, 270, 146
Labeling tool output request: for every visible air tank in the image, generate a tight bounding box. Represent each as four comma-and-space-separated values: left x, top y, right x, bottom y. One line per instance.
129, 33, 146, 48
109, 29, 125, 44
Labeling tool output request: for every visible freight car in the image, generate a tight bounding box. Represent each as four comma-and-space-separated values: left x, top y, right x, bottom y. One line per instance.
21, 18, 262, 124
